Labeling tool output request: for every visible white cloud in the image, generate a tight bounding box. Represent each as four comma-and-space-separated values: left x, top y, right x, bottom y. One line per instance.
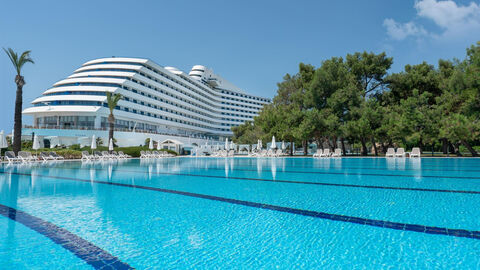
415, 0, 480, 28
383, 19, 427, 40
384, 0, 480, 40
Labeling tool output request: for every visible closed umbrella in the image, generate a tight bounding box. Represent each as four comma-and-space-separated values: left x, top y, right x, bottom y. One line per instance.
281, 141, 286, 150
0, 131, 7, 157
11, 129, 14, 145
33, 134, 40, 158
0, 131, 7, 149
109, 138, 114, 152
33, 135, 40, 150
271, 136, 277, 149
149, 138, 154, 150
257, 139, 262, 150
225, 138, 229, 151
91, 135, 97, 155
157, 140, 161, 150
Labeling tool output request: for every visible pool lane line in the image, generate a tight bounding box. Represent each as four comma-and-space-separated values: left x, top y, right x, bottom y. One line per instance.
112, 162, 480, 180
186, 158, 480, 172
0, 204, 133, 270
161, 164, 480, 179
227, 164, 480, 173
213, 159, 480, 173
1, 171, 480, 241
35, 166, 480, 195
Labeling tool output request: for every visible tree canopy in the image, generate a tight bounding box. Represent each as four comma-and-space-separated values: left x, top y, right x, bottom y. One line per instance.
232, 42, 480, 156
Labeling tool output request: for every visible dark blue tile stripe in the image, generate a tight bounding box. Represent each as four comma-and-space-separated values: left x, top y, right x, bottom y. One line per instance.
102, 163, 480, 180
233, 165, 480, 173
2, 171, 479, 241
67, 167, 480, 195
0, 203, 133, 269
198, 163, 480, 173
180, 166, 480, 180
247, 161, 480, 172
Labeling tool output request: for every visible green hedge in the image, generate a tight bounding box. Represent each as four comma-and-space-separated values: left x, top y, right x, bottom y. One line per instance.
25, 149, 83, 159
24, 147, 178, 159
116, 146, 178, 157
4, 143, 180, 159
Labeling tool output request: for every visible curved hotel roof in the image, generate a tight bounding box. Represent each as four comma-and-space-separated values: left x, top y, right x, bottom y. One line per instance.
23, 57, 270, 138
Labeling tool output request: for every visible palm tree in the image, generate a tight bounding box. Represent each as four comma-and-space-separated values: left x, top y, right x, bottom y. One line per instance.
106, 92, 122, 146
4, 48, 34, 154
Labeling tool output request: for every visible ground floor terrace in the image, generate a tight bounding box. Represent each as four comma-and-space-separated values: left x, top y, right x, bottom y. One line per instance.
20, 127, 221, 151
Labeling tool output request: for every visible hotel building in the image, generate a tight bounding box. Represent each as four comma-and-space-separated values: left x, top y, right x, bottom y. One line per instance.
22, 57, 270, 148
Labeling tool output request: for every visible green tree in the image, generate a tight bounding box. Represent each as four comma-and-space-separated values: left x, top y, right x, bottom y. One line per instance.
343, 99, 383, 155
385, 62, 442, 104
344, 51, 392, 155
435, 42, 480, 156
106, 92, 123, 146
265, 63, 315, 155
309, 57, 360, 154
4, 48, 34, 154
231, 121, 264, 144
346, 51, 393, 97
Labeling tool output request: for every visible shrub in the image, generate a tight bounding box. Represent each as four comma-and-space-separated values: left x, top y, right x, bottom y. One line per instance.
22, 140, 33, 149
55, 149, 82, 159
21, 146, 178, 159
117, 146, 146, 157
161, 149, 178, 156
69, 144, 81, 150
114, 146, 178, 157
26, 148, 83, 159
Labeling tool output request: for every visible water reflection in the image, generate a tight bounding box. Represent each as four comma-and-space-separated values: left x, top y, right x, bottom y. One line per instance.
271, 159, 277, 180
409, 158, 422, 182
386, 158, 396, 170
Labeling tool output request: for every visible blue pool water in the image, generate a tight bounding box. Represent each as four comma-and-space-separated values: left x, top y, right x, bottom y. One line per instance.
1, 157, 480, 269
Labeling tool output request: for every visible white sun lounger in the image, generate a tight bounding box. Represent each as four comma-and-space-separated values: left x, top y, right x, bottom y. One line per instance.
320, 149, 331, 157
385, 148, 395, 157
40, 152, 56, 161
94, 151, 105, 160
49, 152, 64, 160
81, 151, 95, 161
331, 148, 342, 157
313, 149, 322, 158
395, 148, 406, 157
118, 151, 130, 158
410, 147, 421, 158
18, 151, 37, 163
5, 151, 21, 163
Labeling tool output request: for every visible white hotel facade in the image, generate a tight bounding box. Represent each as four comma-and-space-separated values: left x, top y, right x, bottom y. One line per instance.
22, 57, 270, 149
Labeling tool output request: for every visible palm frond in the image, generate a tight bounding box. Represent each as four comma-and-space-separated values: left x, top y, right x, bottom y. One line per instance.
3, 48, 34, 75
106, 92, 123, 113
4, 48, 19, 75
19, 50, 34, 71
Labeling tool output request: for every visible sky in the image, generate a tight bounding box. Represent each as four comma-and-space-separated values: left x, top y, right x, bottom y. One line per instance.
1, 0, 480, 132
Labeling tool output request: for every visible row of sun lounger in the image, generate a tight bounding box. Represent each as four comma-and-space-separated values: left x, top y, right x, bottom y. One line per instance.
81, 151, 131, 161
312, 147, 421, 158
139, 151, 175, 159
313, 148, 342, 158
248, 149, 285, 157
4, 151, 64, 163
385, 147, 421, 157
211, 150, 235, 157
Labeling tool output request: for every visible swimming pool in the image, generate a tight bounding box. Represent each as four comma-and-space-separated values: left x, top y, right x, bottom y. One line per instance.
0, 157, 479, 269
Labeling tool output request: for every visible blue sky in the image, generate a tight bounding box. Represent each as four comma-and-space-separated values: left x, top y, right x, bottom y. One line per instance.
1, 0, 479, 131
